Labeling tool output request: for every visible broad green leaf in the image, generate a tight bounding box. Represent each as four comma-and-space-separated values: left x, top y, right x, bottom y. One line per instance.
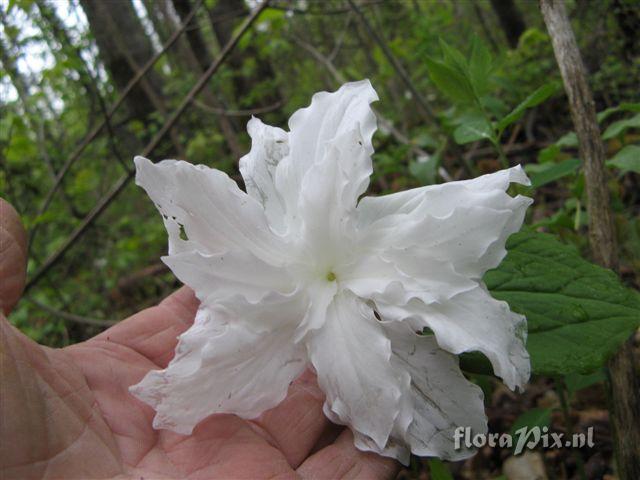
453, 114, 494, 144
497, 83, 557, 133
564, 370, 605, 395
606, 144, 640, 173
537, 144, 561, 163
556, 131, 578, 148
484, 231, 640, 375
602, 113, 640, 140
527, 157, 580, 188
428, 459, 454, 480
459, 351, 493, 376
425, 57, 476, 104
509, 408, 552, 438
596, 102, 640, 123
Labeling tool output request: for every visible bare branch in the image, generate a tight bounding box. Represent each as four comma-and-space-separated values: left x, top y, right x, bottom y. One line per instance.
347, 0, 436, 123
193, 99, 284, 116
25, 1, 270, 293
293, 36, 452, 182
33, 0, 205, 229
26, 297, 117, 327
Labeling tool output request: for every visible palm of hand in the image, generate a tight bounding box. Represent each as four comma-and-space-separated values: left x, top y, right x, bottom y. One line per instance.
2, 287, 397, 480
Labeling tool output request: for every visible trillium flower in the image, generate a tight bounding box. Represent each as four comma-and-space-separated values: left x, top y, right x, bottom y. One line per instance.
130, 80, 532, 464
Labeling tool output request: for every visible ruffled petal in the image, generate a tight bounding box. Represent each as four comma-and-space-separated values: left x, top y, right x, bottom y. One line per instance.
294, 279, 337, 339
294, 128, 371, 267
238, 117, 289, 233
130, 298, 308, 435
162, 250, 295, 304
275, 80, 378, 229
352, 323, 487, 464
356, 165, 532, 279
134, 156, 287, 265
306, 291, 406, 450
376, 286, 529, 391
343, 250, 476, 306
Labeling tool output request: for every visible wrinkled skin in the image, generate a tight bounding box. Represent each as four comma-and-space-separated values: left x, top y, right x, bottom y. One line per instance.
0, 198, 399, 479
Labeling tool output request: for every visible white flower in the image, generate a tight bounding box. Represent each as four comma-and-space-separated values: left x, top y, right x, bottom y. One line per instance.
130, 80, 532, 464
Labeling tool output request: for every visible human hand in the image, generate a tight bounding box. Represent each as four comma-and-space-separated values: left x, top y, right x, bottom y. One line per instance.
0, 198, 399, 479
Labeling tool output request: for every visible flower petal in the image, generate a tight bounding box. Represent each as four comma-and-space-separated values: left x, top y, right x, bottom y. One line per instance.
162, 249, 295, 304
294, 127, 371, 266
388, 323, 488, 460
134, 156, 287, 265
294, 279, 337, 340
343, 250, 476, 306
130, 299, 307, 435
275, 80, 378, 228
379, 286, 529, 391
356, 165, 532, 279
306, 291, 406, 449
239, 117, 289, 233
351, 323, 487, 464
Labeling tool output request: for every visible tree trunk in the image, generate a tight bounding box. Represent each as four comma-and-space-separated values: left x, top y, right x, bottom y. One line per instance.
171, 0, 213, 72
540, 2, 640, 479
79, 0, 164, 120
207, 0, 279, 107
490, 0, 527, 48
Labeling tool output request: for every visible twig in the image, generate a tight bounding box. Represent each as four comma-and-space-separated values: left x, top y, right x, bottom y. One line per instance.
193, 99, 284, 116
347, 0, 436, 123
293, 36, 452, 182
26, 297, 117, 327
32, 0, 205, 230
269, 0, 384, 16
24, 1, 270, 293
541, 1, 639, 479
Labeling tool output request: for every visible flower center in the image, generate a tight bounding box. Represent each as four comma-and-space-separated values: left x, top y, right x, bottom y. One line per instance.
326, 271, 337, 282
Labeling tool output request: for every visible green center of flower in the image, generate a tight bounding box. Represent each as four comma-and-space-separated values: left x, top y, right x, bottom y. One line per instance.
326, 271, 337, 282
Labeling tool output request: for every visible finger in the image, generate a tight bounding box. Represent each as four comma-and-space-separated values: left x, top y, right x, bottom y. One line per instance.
252, 369, 334, 468
0, 198, 27, 316
296, 429, 400, 480
92, 286, 199, 368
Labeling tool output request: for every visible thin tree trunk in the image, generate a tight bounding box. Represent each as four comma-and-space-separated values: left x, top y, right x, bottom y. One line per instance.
171, 0, 212, 72
168, 0, 242, 159
540, 2, 640, 479
79, 0, 162, 120
490, 0, 527, 48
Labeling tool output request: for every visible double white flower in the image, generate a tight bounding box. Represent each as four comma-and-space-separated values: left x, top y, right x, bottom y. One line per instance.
130, 80, 532, 464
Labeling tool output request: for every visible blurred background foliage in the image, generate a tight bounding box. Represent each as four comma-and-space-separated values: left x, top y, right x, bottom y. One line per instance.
0, 0, 639, 476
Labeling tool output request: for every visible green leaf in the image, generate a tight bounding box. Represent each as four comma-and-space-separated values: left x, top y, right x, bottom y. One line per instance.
596, 102, 640, 123
425, 56, 476, 104
509, 408, 552, 438
527, 157, 580, 188
606, 144, 640, 173
602, 113, 640, 140
497, 83, 557, 133
484, 231, 640, 375
459, 351, 493, 376
428, 458, 454, 480
564, 370, 605, 395
469, 36, 492, 96
556, 131, 578, 148
409, 153, 440, 185
438, 38, 468, 74
453, 114, 494, 144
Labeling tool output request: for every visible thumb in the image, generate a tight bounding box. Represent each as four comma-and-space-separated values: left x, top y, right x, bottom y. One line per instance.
0, 198, 27, 316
